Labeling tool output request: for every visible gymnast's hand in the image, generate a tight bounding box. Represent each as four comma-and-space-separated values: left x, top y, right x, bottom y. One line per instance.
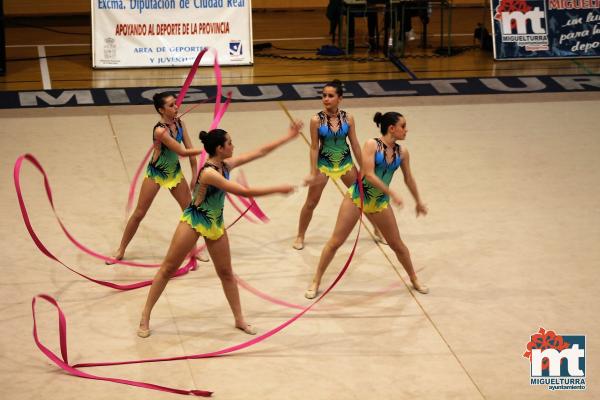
391, 191, 404, 208
303, 173, 320, 186
275, 184, 296, 195
287, 120, 304, 139
416, 202, 428, 217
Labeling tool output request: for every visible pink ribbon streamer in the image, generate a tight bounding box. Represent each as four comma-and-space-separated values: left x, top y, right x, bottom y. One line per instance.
14, 154, 160, 265
30, 171, 365, 397
18, 148, 360, 304
32, 294, 212, 397
13, 153, 259, 289
175, 48, 208, 109
174, 48, 269, 223
235, 170, 269, 222
226, 193, 259, 224
32, 207, 363, 396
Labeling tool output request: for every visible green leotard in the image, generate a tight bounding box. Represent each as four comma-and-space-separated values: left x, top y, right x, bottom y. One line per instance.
180, 162, 229, 240
316, 110, 354, 179
145, 119, 185, 189
348, 138, 402, 213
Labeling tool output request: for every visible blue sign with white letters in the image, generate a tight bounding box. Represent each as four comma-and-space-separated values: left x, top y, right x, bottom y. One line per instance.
490, 0, 600, 59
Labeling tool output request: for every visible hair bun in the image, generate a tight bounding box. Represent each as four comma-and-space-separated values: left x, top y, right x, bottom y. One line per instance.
373, 112, 383, 127
199, 130, 209, 143
199, 129, 228, 156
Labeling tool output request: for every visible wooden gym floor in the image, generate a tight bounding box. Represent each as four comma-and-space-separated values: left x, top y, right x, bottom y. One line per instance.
2, 92, 599, 400
0, 7, 598, 400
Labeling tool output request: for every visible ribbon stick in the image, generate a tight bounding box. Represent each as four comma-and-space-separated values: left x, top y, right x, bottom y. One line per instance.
126, 145, 154, 216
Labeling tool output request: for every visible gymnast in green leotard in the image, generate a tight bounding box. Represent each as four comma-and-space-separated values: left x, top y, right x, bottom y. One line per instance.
180, 159, 230, 240
144, 118, 185, 189
347, 136, 402, 214
305, 111, 429, 299
107, 92, 210, 264
293, 79, 384, 250
138, 120, 303, 338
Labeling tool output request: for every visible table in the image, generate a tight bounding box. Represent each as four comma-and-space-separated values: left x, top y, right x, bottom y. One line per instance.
338, 0, 452, 57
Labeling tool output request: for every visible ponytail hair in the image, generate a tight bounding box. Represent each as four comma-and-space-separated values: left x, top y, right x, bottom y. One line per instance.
324, 79, 344, 96
373, 111, 403, 135
199, 129, 228, 156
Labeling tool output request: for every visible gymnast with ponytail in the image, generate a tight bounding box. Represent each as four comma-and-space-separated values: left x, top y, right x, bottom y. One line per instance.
107, 92, 210, 264
304, 111, 429, 299
292, 79, 384, 250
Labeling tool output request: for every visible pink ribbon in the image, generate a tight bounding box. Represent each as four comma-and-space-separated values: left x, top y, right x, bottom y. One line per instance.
234, 170, 269, 222
14, 154, 195, 288
13, 153, 259, 289
33, 206, 363, 396
32, 294, 212, 397
177, 49, 269, 224
30, 174, 366, 397
175, 48, 208, 109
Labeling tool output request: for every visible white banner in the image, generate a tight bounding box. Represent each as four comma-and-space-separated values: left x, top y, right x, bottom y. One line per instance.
92, 0, 253, 68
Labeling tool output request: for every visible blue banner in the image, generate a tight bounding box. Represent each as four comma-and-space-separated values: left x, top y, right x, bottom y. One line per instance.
490, 0, 600, 59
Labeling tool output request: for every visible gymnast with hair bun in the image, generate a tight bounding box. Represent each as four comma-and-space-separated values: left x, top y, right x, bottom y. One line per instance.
137, 120, 303, 338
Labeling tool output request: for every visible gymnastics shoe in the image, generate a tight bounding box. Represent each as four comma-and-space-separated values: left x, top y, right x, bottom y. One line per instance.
195, 252, 210, 262
236, 324, 257, 335
105, 255, 123, 265
137, 327, 151, 338
304, 288, 318, 299
292, 237, 304, 250
411, 279, 429, 294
